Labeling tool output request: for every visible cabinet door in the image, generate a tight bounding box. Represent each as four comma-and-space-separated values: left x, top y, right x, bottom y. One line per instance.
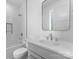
28, 50, 41, 59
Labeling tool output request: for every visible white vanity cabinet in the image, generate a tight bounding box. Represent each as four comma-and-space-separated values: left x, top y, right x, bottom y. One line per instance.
28, 42, 71, 59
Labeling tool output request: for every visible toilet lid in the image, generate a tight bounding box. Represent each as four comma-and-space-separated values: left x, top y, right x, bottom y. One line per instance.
13, 48, 27, 57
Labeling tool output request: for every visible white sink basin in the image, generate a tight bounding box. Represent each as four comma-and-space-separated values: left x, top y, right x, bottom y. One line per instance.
39, 39, 72, 51
40, 39, 60, 46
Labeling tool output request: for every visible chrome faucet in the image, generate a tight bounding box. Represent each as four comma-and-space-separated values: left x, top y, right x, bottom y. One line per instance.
46, 33, 59, 42
48, 33, 53, 40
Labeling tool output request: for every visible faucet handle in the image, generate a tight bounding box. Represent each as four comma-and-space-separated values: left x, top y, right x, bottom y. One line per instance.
46, 36, 49, 40
53, 37, 59, 43
49, 33, 52, 40
55, 37, 58, 41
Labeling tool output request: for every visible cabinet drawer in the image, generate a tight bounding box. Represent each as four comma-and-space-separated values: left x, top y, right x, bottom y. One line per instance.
28, 50, 41, 59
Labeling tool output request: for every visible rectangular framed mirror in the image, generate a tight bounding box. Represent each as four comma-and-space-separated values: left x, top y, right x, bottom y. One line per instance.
42, 0, 70, 31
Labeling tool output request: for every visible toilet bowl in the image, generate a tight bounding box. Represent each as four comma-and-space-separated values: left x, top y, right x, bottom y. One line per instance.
13, 48, 28, 59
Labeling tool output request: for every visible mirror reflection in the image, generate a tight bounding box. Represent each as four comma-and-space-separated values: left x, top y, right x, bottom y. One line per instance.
42, 0, 70, 31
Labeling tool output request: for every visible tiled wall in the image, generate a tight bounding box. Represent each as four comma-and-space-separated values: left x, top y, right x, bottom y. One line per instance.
6, 0, 27, 48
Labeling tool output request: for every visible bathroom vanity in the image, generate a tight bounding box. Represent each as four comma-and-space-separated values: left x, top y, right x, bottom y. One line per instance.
27, 0, 73, 58
28, 38, 72, 59
28, 0, 72, 58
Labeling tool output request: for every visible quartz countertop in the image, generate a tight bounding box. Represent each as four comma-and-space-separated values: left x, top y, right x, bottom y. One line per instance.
28, 38, 73, 59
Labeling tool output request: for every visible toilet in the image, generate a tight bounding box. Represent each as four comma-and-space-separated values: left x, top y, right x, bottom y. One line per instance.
13, 48, 28, 59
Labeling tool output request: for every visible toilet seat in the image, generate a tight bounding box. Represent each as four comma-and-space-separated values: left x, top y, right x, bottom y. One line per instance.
13, 48, 27, 58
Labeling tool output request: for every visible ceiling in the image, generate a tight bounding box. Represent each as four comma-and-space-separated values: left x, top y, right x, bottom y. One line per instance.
7, 0, 26, 7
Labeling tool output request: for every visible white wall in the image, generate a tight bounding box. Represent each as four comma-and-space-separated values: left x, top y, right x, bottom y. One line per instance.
27, 0, 73, 42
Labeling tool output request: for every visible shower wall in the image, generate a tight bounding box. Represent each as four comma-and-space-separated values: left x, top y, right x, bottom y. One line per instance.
6, 0, 26, 48
19, 1, 27, 41
6, 2, 20, 48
